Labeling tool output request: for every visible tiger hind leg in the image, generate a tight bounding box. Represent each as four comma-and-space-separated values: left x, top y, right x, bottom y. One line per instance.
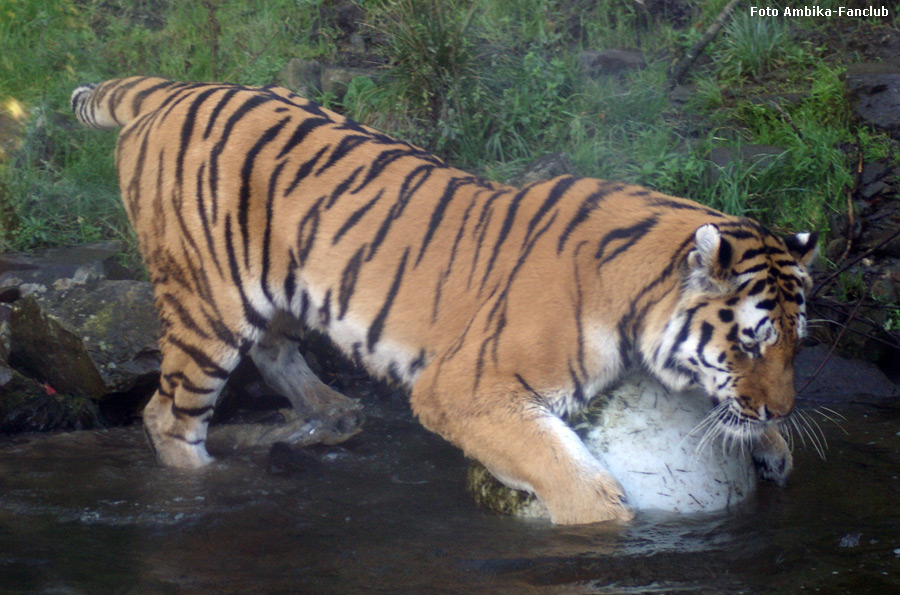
143, 336, 243, 468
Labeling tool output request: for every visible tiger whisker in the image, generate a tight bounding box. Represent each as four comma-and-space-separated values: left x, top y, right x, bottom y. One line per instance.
792, 409, 827, 460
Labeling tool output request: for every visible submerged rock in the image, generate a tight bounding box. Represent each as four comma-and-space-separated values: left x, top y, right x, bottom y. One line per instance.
469, 372, 756, 517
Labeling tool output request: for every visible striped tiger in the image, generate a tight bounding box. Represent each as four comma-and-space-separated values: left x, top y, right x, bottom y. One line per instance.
71, 77, 817, 525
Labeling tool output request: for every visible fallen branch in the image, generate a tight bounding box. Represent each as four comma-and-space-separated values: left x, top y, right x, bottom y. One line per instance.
668, 0, 742, 89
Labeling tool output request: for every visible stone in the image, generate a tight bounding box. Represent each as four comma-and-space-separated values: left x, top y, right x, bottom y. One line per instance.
469, 372, 757, 517
845, 62, 900, 139
859, 202, 900, 258
794, 344, 899, 400
508, 152, 579, 187
320, 66, 377, 101
9, 280, 161, 398
579, 50, 645, 78
0, 241, 134, 293
278, 58, 322, 98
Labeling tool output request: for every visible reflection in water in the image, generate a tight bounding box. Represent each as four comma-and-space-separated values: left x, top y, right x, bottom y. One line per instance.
1, 398, 900, 593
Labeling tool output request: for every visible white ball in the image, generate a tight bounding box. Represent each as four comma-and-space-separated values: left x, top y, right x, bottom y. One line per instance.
579, 372, 756, 513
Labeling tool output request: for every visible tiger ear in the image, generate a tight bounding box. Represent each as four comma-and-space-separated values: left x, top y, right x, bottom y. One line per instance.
783, 231, 818, 269
685, 223, 734, 293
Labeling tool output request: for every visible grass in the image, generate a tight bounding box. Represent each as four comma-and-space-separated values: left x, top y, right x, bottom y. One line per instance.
0, 0, 896, 253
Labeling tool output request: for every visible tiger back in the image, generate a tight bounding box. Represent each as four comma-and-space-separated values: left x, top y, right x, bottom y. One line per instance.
72, 77, 817, 525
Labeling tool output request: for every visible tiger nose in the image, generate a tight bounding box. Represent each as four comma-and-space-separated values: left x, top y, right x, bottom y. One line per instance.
763, 400, 793, 420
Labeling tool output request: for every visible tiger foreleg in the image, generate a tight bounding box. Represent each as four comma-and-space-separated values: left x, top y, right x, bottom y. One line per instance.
751, 424, 793, 486
247, 314, 364, 445
411, 372, 633, 525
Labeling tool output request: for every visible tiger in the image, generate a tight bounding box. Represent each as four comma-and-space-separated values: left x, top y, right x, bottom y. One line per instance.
71, 77, 817, 525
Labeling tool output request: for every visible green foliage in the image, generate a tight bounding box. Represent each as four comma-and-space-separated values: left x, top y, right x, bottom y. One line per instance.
712, 11, 793, 80
0, 0, 893, 252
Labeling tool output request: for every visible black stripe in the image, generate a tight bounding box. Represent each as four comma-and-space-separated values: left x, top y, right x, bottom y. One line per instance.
746, 279, 767, 297
594, 215, 658, 264
173, 404, 215, 418
416, 176, 474, 266
316, 134, 369, 176
160, 293, 211, 340
195, 162, 224, 277
332, 189, 384, 245
163, 372, 218, 395
261, 160, 289, 304
367, 248, 410, 352
515, 373, 546, 404
526, 176, 577, 242
203, 87, 241, 138
648, 196, 724, 218
431, 198, 478, 322
365, 168, 431, 262
223, 214, 269, 330
325, 166, 364, 209
296, 195, 326, 266
239, 116, 290, 267
756, 298, 777, 310
338, 247, 365, 319
176, 87, 220, 191
129, 79, 180, 120
285, 145, 328, 195
557, 183, 614, 254
284, 251, 298, 305
210, 94, 273, 214
276, 117, 330, 159
480, 187, 527, 289
166, 334, 230, 380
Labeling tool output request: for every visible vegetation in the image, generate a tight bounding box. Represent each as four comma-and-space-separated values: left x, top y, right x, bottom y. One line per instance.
0, 0, 897, 254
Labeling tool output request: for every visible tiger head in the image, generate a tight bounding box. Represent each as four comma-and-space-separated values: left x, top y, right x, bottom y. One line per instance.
653, 223, 818, 439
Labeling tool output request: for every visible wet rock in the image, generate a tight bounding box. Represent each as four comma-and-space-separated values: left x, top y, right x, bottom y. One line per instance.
579, 50, 645, 78
795, 344, 900, 400
0, 241, 135, 294
508, 152, 579, 187
845, 62, 900, 139
9, 280, 160, 398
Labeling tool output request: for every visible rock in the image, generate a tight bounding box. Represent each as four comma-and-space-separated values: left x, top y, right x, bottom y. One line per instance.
0, 241, 134, 294
278, 58, 323, 98
469, 372, 757, 517
508, 152, 580, 187
859, 201, 900, 258
794, 344, 900, 400
579, 50, 645, 78
9, 280, 161, 398
321, 66, 377, 101
845, 62, 900, 139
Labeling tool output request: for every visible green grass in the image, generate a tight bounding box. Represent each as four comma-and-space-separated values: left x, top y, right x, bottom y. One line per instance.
0, 0, 895, 253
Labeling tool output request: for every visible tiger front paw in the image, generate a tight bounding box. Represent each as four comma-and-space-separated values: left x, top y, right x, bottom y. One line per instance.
752, 426, 793, 487
542, 470, 635, 525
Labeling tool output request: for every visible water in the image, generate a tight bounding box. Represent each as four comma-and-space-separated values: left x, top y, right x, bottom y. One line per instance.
1, 396, 899, 594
